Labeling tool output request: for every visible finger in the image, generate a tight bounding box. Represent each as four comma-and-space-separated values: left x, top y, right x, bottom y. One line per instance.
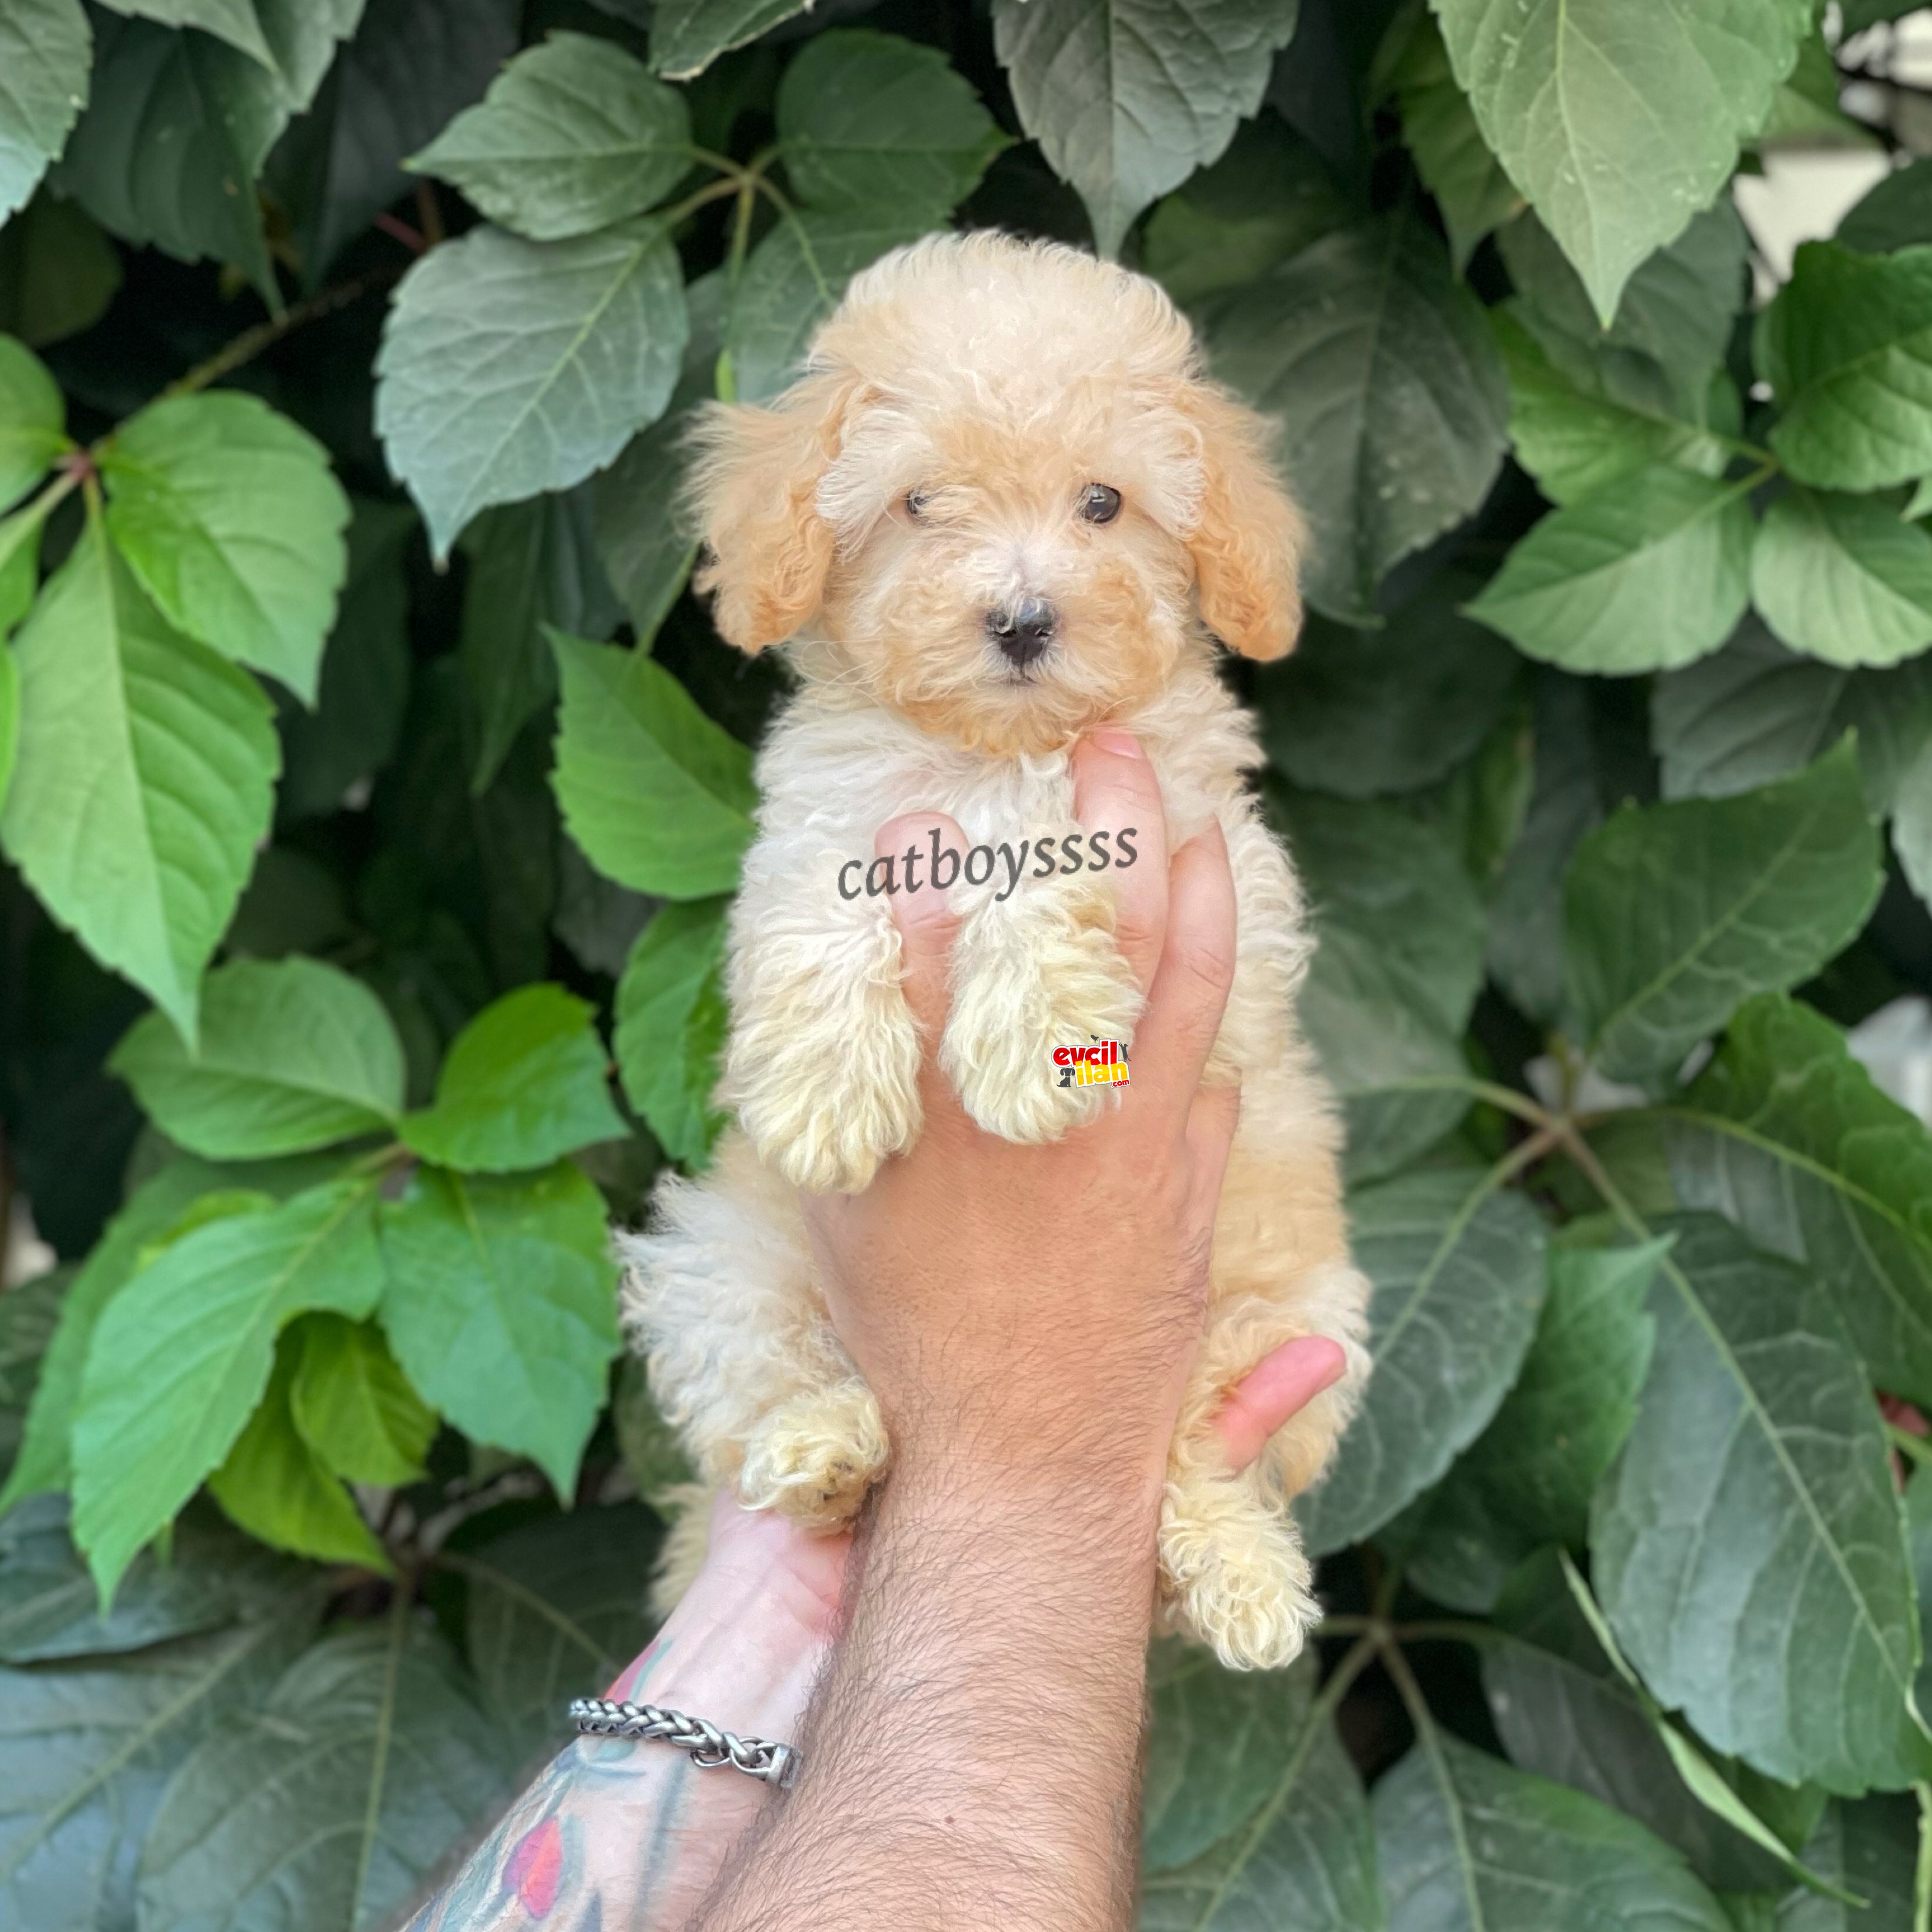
1183, 1080, 1241, 1222
1213, 1336, 1348, 1472
1072, 730, 1168, 994
877, 811, 964, 1044
1131, 819, 1239, 1115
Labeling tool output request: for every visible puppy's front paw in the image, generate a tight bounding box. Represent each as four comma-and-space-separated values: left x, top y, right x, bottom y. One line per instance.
1160, 1469, 1319, 1671
738, 1381, 889, 1530
943, 882, 1141, 1145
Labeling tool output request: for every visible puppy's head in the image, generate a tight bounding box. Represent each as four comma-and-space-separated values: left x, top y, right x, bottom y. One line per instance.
686, 231, 1304, 755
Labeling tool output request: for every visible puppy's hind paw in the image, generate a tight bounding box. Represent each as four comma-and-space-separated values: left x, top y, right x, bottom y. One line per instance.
738, 1380, 889, 1531
1160, 1480, 1319, 1672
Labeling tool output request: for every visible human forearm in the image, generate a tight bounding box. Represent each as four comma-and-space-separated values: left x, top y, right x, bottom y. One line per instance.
691, 1451, 1163, 1932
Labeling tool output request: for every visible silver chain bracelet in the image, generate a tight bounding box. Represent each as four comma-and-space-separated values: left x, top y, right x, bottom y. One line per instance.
569, 1696, 801, 1788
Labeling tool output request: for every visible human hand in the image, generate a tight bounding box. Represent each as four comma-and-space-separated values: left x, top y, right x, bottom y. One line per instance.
799, 730, 1345, 1505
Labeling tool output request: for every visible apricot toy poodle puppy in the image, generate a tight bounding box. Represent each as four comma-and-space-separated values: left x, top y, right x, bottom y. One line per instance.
619, 231, 1370, 1670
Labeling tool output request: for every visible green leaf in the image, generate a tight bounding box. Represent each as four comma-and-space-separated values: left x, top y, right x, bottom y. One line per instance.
98, 390, 350, 706
401, 982, 626, 1173
0, 1270, 62, 1488
776, 30, 1005, 220
1593, 1213, 1932, 1794
1482, 1549, 1806, 1894
1201, 214, 1508, 623
0, 192, 123, 348
1492, 305, 1733, 508
379, 1161, 621, 1497
1469, 464, 1754, 674
0, 514, 279, 1044
1140, 116, 1346, 307
1665, 993, 1932, 1409
287, 1313, 436, 1487
0, 504, 40, 638
1258, 571, 1519, 799
1839, 158, 1932, 258
1409, 1240, 1665, 1609
1760, 242, 1932, 494
1270, 789, 1487, 1181
135, 1621, 516, 1932
723, 203, 939, 404
1383, 7, 1521, 270
70, 1176, 386, 1601
409, 30, 691, 242
615, 897, 730, 1168
453, 1502, 661, 1757
0, 0, 90, 227
0, 645, 14, 820
459, 486, 621, 796
612, 1357, 695, 1501
1138, 1652, 1382, 1931
0, 335, 67, 510
550, 630, 757, 898
278, 496, 415, 819
0, 1594, 316, 1930
1564, 743, 1882, 1084
650, 0, 807, 80
374, 217, 689, 560
207, 1330, 391, 1571
1433, 0, 1811, 323
1751, 487, 1932, 670
1374, 1721, 1735, 1931
1653, 620, 1932, 812
989, 0, 1302, 258
110, 955, 406, 1160
1775, 1797, 1921, 1931
1299, 1159, 1548, 1555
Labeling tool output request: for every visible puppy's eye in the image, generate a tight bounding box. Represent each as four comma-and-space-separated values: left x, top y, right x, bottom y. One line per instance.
1079, 484, 1122, 525
904, 489, 930, 520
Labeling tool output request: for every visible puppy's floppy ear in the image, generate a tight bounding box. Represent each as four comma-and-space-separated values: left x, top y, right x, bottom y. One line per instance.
1179, 378, 1305, 662
685, 371, 861, 653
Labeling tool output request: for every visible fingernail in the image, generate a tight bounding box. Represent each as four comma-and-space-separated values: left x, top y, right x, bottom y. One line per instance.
1091, 727, 1143, 759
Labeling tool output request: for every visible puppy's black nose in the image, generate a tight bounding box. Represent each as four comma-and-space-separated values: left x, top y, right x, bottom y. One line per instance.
987, 596, 1057, 667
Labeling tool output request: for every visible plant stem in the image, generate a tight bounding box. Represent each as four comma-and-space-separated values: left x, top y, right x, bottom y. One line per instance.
164, 274, 389, 399
1889, 1422, 1932, 1470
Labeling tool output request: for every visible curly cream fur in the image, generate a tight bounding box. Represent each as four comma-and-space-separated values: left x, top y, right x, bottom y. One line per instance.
623, 233, 1369, 1670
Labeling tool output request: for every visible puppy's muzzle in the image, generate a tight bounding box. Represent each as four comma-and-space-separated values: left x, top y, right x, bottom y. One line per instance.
987, 596, 1057, 669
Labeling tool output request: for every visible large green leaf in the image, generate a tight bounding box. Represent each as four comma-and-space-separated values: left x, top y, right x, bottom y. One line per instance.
0, 514, 279, 1044
1258, 572, 1519, 800
0, 335, 67, 511
400, 982, 626, 1173
723, 203, 939, 404
550, 630, 757, 898
0, 1271, 60, 1489
1775, 1797, 1921, 1930
1760, 243, 1932, 494
0, 644, 14, 820
650, 0, 808, 80
287, 1313, 436, 1487
1839, 158, 1932, 258
1271, 789, 1487, 1181
989, 0, 1302, 258
1563, 743, 1882, 1085
109, 955, 406, 1160
1432, 0, 1812, 323
0, 1594, 316, 1930
1751, 487, 1932, 670
99, 390, 350, 705
458, 486, 621, 796
776, 29, 1005, 220
1664, 993, 1932, 1410
1138, 1652, 1382, 1931
615, 897, 730, 1168
1203, 214, 1509, 623
1592, 1214, 1932, 1794
1468, 464, 1754, 674
0, 506, 40, 642
0, 0, 91, 228
1299, 1160, 1548, 1555
101, 0, 362, 96
453, 1502, 661, 1758
99, 0, 274, 69
1652, 621, 1932, 812
1375, 1723, 1734, 1931
379, 1161, 621, 1498
207, 1330, 391, 1571
409, 30, 691, 242
135, 1620, 516, 1932
0, 189, 110, 360
374, 217, 689, 560
70, 1175, 386, 1600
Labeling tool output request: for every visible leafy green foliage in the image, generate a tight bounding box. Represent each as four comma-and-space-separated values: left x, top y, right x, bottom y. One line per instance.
9, 7, 1932, 1926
